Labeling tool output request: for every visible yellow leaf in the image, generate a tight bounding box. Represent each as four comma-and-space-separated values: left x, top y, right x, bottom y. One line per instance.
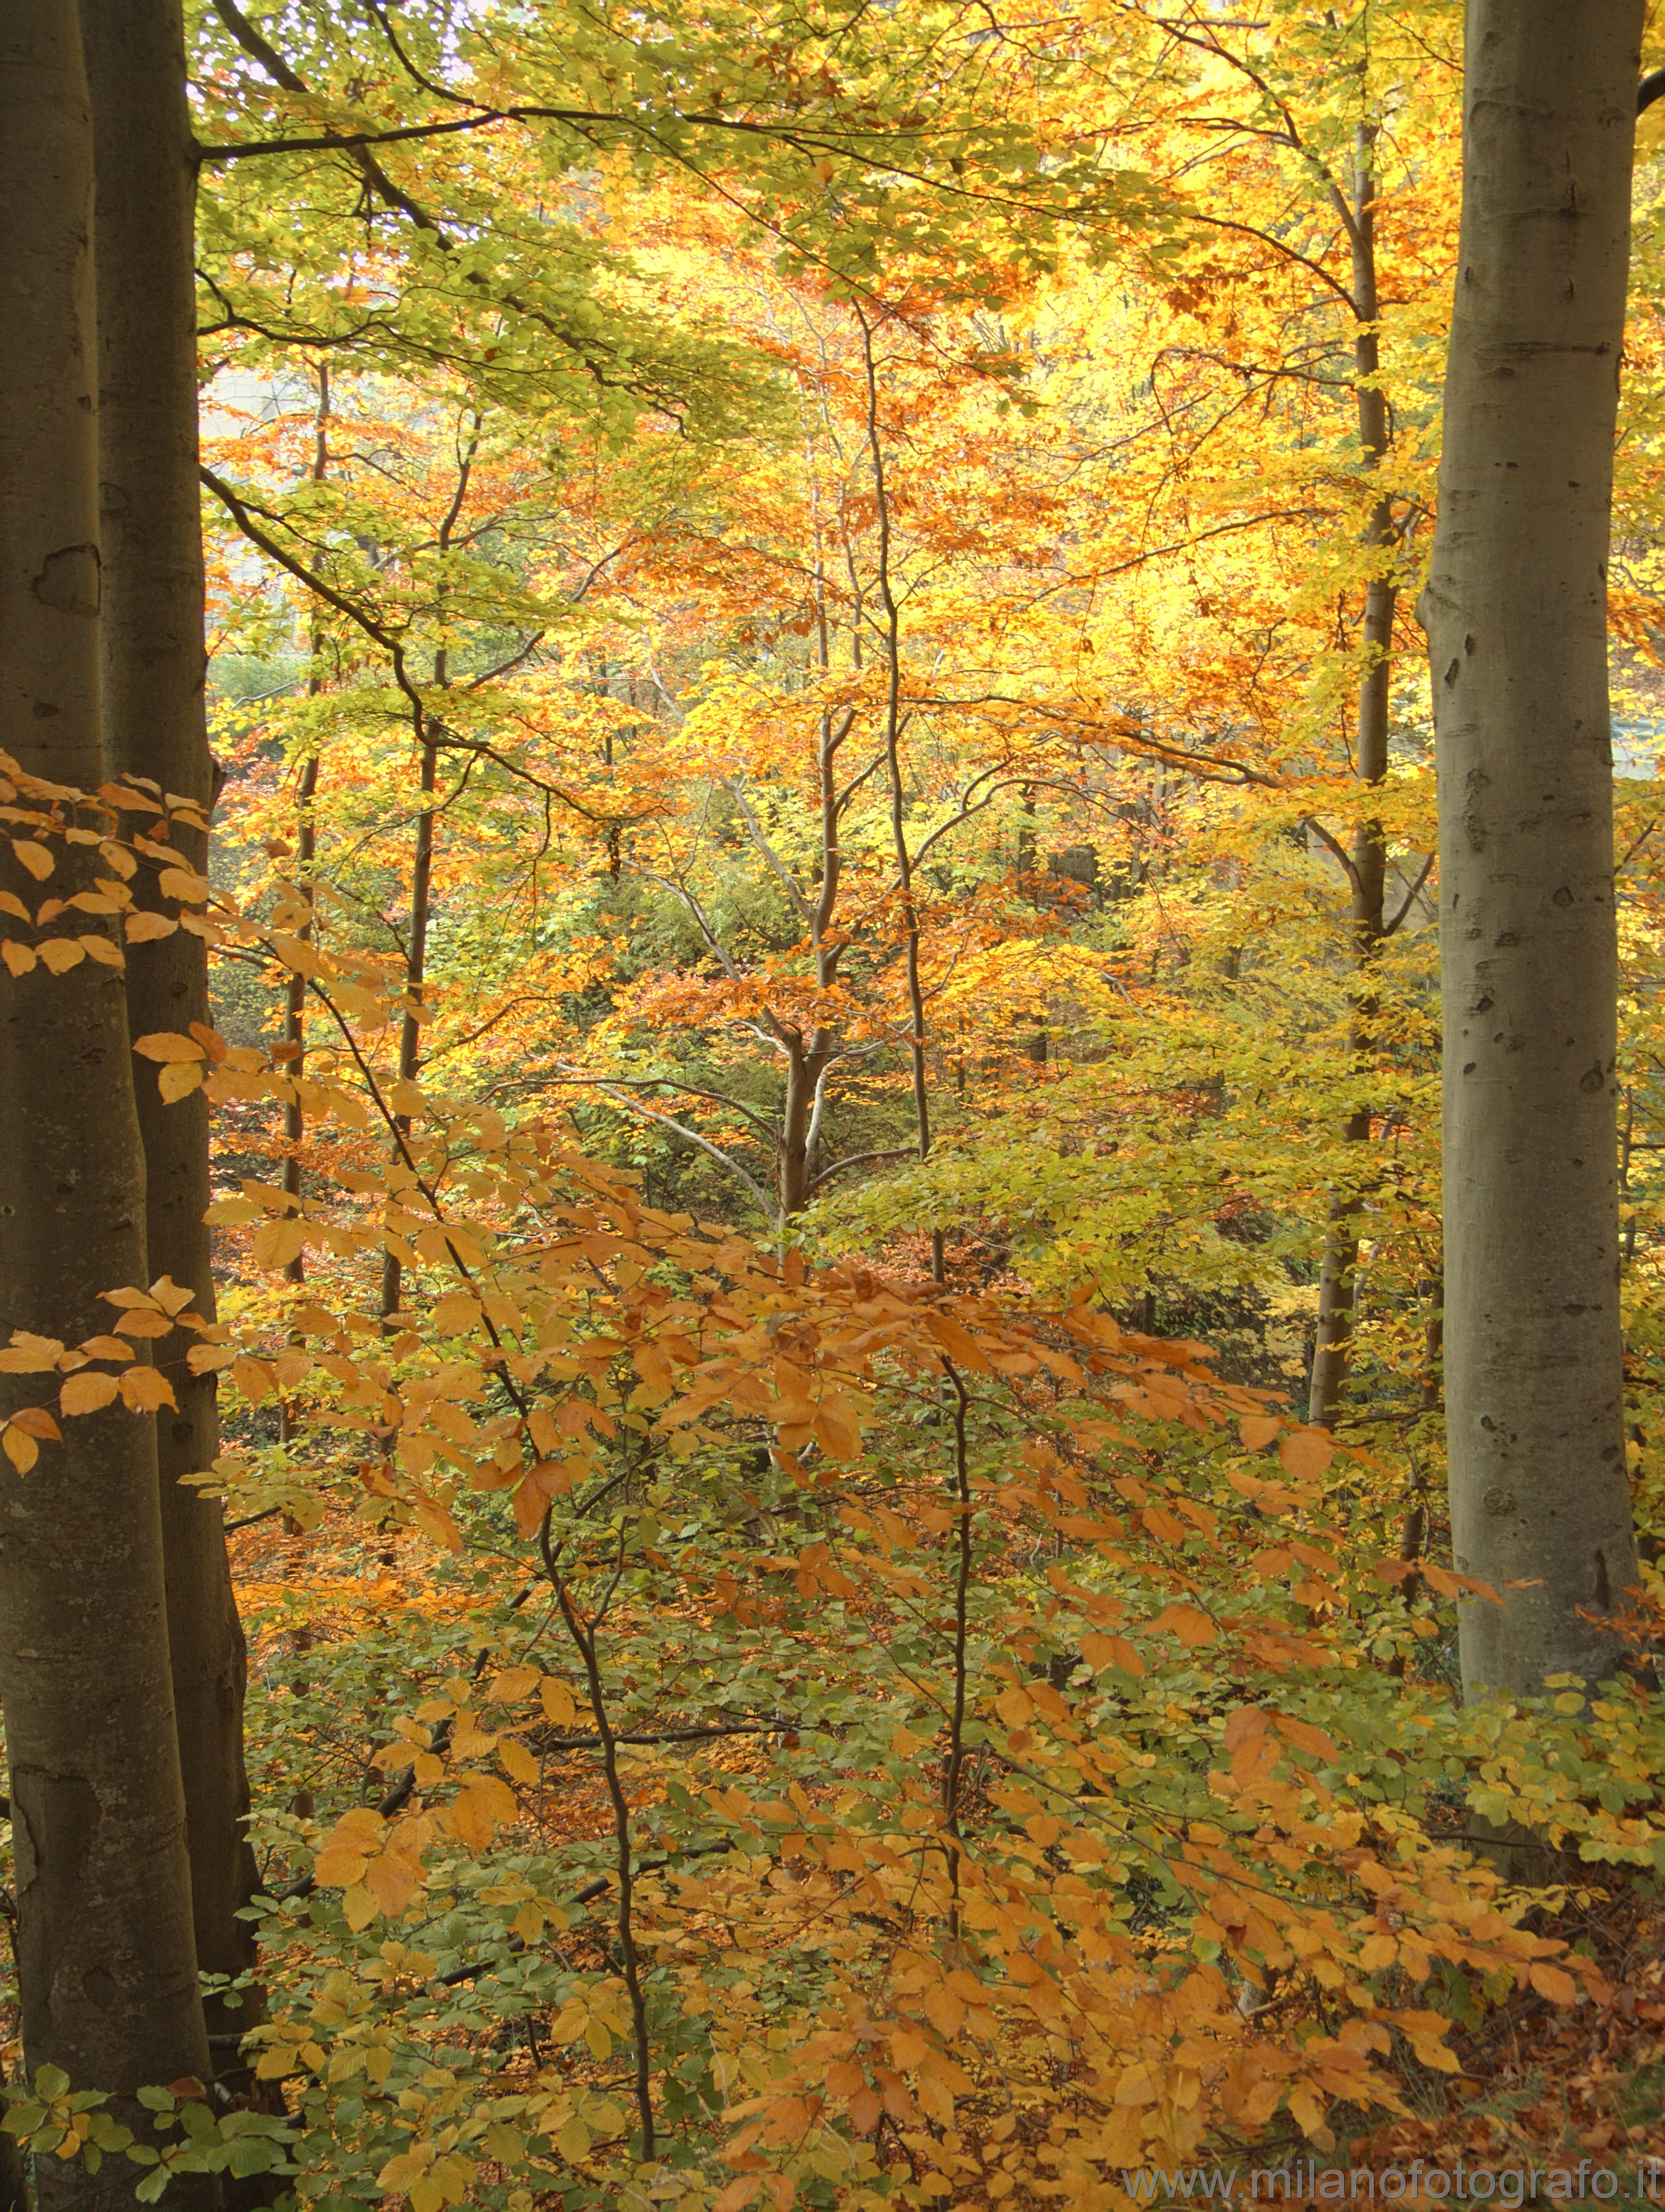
125, 911, 177, 942
81, 935, 124, 967
342, 1884, 379, 1933
0, 941, 36, 976
251, 1218, 306, 1270
11, 840, 52, 880
59, 1371, 119, 1417
204, 1197, 261, 1224
36, 938, 85, 974
487, 1665, 540, 1704
377, 2151, 432, 2195
133, 1031, 205, 1063
118, 1367, 177, 1414
540, 1677, 579, 1728
156, 867, 211, 903
1, 1427, 36, 1474
158, 1059, 203, 1104
314, 1846, 370, 1888
449, 1784, 497, 1850
498, 1737, 540, 1786
272, 933, 318, 975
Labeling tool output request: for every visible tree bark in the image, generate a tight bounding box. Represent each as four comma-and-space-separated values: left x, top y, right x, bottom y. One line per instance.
78, 0, 260, 2044
1309, 125, 1395, 1427
0, 0, 214, 2184
1420, 0, 1643, 1698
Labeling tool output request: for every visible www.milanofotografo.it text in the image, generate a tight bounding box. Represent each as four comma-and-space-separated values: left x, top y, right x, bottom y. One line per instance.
1120, 2161, 1665, 2204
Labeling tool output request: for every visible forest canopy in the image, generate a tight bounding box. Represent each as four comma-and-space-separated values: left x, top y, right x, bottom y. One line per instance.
6, 2, 1665, 2209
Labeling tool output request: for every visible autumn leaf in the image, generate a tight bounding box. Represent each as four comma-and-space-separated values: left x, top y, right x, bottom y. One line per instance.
0, 1332, 64, 1373
132, 1031, 205, 1062
158, 1059, 203, 1104
1080, 1632, 1145, 1676
59, 1372, 120, 1418
11, 840, 51, 880
1149, 1602, 1216, 1646
1278, 1427, 1334, 1481
250, 1218, 306, 1270
1, 1427, 37, 1475
118, 1367, 178, 1414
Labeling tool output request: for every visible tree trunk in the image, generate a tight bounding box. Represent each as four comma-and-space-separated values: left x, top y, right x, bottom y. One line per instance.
0, 0, 215, 2185
1420, 0, 1642, 1699
1309, 125, 1395, 1427
79, 0, 260, 2043
281, 365, 329, 1291
379, 728, 435, 1320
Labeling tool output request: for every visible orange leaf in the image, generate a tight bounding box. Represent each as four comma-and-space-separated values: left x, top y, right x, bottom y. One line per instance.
125, 911, 178, 942
1278, 1427, 1334, 1481
0, 1332, 64, 1373
1240, 1414, 1282, 1450
8, 1406, 61, 1441
133, 1031, 205, 1063
1, 1427, 36, 1474
59, 1371, 120, 1417
811, 1395, 862, 1461
119, 1367, 178, 1413
1080, 1632, 1145, 1677
1530, 1961, 1578, 2006
847, 2089, 882, 2135
11, 840, 52, 881
0, 941, 36, 976
1150, 1603, 1216, 1646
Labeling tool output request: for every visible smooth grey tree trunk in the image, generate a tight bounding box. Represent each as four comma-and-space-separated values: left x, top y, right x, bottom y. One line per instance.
79, 0, 261, 2050
1421, 0, 1643, 1699
0, 4, 215, 2196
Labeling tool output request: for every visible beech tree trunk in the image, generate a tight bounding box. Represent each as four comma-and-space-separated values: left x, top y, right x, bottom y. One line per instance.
1421, 0, 1642, 1698
78, 0, 260, 2041
1309, 125, 1396, 1427
0, 0, 214, 2185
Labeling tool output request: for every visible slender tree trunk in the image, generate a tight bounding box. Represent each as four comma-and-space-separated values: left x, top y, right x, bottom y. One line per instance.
379, 721, 435, 1321
1420, 0, 1642, 1698
78, 0, 260, 2046
0, 2, 215, 2186
282, 368, 329, 1289
1309, 126, 1396, 1426
858, 306, 943, 1282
